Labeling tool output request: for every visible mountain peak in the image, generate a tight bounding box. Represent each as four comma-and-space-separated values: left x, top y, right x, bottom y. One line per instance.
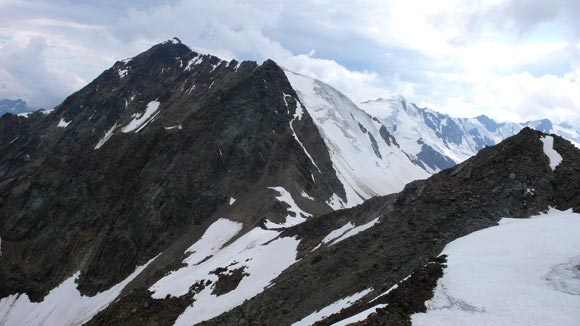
164, 37, 182, 45
260, 58, 280, 69
475, 114, 500, 132
149, 37, 191, 54
525, 118, 553, 133
392, 94, 406, 103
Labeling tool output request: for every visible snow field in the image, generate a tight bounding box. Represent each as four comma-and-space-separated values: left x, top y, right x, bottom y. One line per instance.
412, 209, 580, 326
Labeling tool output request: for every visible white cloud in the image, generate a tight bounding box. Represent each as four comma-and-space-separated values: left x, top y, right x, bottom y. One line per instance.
0, 0, 578, 124
424, 69, 580, 123
0, 35, 85, 107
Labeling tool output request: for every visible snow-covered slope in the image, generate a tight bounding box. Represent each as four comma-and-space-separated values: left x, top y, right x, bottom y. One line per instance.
412, 209, 580, 326
0, 258, 156, 326
285, 72, 429, 207
150, 218, 299, 326
360, 97, 580, 172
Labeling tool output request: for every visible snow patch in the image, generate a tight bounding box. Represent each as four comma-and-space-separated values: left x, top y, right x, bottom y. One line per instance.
118, 68, 129, 79
264, 187, 312, 228
412, 209, 580, 326
150, 218, 243, 298
0, 257, 156, 326
290, 116, 321, 173
150, 218, 299, 326
541, 135, 562, 171
121, 101, 160, 133
331, 303, 388, 326
186, 83, 196, 94
300, 190, 315, 201
210, 61, 223, 72
94, 122, 118, 150
57, 118, 70, 128
321, 217, 380, 246
17, 112, 33, 118
164, 125, 182, 130
229, 197, 236, 205
292, 288, 373, 326
321, 222, 354, 244
326, 193, 346, 210
185, 54, 203, 71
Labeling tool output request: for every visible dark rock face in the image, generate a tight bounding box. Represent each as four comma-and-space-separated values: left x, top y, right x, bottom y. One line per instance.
210, 266, 248, 296
0, 40, 344, 300
84, 288, 193, 326
418, 108, 463, 146
197, 128, 580, 326
476, 114, 499, 132
416, 142, 455, 171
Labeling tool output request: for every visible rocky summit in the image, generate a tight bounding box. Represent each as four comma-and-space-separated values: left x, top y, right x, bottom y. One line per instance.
0, 39, 579, 326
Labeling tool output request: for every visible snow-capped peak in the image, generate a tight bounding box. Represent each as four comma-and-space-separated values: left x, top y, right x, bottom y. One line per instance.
284, 71, 429, 207
359, 95, 580, 173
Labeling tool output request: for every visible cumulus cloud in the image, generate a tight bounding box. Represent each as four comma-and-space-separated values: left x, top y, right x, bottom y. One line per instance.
0, 0, 578, 124
0, 35, 84, 107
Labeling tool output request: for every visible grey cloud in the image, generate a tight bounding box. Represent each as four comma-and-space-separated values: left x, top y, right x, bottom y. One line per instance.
0, 36, 83, 108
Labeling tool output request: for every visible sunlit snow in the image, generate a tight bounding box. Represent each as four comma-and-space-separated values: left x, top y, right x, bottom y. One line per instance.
541, 135, 562, 171
117, 68, 129, 79
292, 288, 373, 326
300, 190, 315, 201
17, 112, 33, 118
164, 125, 182, 130
412, 209, 580, 326
57, 118, 71, 128
121, 101, 160, 133
185, 54, 203, 71
149, 218, 300, 326
285, 71, 429, 207
331, 303, 388, 326
94, 122, 118, 149
0, 257, 156, 326
321, 217, 380, 246
150, 218, 243, 299
264, 186, 312, 228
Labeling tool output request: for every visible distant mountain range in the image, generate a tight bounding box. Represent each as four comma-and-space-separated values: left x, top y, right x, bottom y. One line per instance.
0, 99, 35, 116
361, 96, 580, 172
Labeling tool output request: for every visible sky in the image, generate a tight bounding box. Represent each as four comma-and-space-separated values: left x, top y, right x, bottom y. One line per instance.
1, 0, 579, 124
